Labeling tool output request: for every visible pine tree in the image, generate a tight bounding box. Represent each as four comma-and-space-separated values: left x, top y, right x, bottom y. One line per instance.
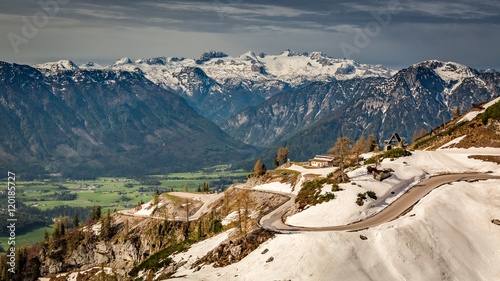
51, 220, 62, 239
210, 209, 215, 233
44, 229, 49, 240
101, 209, 112, 240
203, 182, 210, 193
197, 184, 201, 192
439, 109, 447, 130
273, 154, 280, 167
92, 206, 101, 221
154, 189, 160, 206
59, 216, 69, 235
74, 212, 79, 228
197, 220, 203, 239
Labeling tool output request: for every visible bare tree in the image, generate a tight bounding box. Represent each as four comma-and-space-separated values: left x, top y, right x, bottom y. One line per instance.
352, 136, 367, 164
186, 198, 190, 223
439, 109, 447, 130
329, 136, 352, 182
412, 129, 419, 142
277, 147, 290, 164
254, 159, 262, 174
419, 128, 426, 138
223, 190, 229, 216
236, 190, 252, 239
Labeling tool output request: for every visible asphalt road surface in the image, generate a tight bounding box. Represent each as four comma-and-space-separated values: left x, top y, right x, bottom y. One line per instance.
256, 173, 500, 233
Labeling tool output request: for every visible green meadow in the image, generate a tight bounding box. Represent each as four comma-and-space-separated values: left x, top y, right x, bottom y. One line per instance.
0, 167, 248, 249
0, 224, 53, 252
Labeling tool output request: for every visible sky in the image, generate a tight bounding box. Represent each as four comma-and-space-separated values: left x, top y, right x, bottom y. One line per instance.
0, 0, 499, 70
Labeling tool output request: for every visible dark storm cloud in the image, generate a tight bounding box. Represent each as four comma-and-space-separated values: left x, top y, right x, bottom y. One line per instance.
1, 0, 499, 69
3, 0, 498, 32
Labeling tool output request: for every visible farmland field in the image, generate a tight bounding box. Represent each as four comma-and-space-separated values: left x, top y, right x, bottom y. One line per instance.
0, 224, 53, 252
0, 166, 248, 250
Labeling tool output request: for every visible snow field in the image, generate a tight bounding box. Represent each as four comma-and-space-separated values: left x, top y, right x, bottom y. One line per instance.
252, 182, 293, 194
134, 201, 163, 216
171, 179, 500, 281
286, 164, 338, 195
286, 148, 500, 227
438, 135, 466, 149
169, 231, 231, 278
222, 211, 239, 226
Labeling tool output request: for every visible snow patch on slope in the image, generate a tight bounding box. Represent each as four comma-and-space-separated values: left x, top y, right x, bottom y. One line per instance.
252, 182, 293, 193
458, 96, 500, 123
170, 231, 230, 278
286, 164, 338, 195
173, 179, 500, 280
438, 135, 466, 149
287, 148, 500, 227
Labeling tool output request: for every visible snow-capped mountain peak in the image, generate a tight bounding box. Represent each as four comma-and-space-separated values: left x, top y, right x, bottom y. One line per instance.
33, 60, 79, 71
31, 51, 397, 123
414, 60, 478, 83
480, 68, 498, 74
112, 57, 132, 66
196, 51, 228, 64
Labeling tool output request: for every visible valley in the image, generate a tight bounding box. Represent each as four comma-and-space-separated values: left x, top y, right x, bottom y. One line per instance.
1, 0, 499, 279
1, 52, 500, 281
0, 167, 247, 252
2, 95, 499, 280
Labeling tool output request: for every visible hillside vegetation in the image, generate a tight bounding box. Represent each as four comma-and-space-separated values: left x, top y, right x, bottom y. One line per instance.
410, 99, 500, 150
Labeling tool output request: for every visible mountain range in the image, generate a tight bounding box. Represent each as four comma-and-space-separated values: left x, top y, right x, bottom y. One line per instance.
35, 50, 395, 124
0, 61, 256, 178
240, 60, 500, 168
1, 51, 499, 177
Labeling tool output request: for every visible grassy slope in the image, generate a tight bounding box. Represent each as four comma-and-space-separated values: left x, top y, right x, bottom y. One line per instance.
410, 106, 500, 150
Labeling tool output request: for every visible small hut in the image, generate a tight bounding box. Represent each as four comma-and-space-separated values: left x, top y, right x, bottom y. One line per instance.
309, 155, 334, 167
384, 133, 405, 151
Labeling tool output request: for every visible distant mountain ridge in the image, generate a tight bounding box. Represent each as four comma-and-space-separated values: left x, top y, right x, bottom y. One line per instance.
34, 51, 395, 123
238, 60, 500, 168
8, 55, 500, 176
221, 78, 385, 147
0, 61, 256, 178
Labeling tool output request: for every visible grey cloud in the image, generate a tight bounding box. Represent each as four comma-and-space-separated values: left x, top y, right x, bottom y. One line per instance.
0, 0, 499, 69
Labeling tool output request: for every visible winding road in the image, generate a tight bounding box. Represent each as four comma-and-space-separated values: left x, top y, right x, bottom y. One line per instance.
116, 173, 499, 231
253, 173, 500, 233
118, 192, 223, 222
